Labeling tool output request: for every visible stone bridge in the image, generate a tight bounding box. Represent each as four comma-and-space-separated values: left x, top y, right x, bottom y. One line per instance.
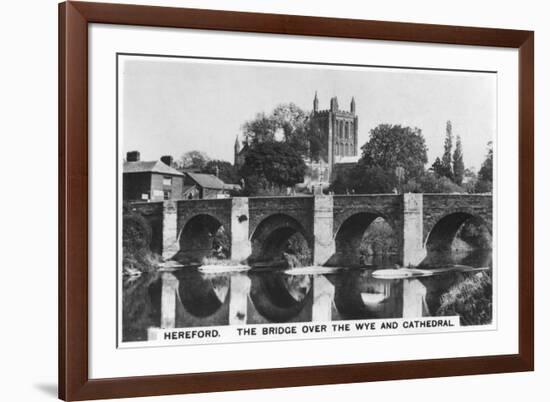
130, 193, 492, 267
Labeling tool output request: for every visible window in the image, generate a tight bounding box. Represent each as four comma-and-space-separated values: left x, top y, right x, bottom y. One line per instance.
163, 190, 171, 200
163, 176, 172, 186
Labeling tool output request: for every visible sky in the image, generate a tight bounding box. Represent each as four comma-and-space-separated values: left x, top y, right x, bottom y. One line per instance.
122, 56, 496, 171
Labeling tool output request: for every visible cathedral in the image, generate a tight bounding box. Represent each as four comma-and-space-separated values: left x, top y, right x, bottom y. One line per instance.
234, 92, 360, 189
309, 92, 359, 181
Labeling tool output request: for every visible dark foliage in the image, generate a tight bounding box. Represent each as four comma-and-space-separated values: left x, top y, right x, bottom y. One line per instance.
180, 150, 209, 171
437, 272, 492, 326
478, 144, 493, 182
239, 141, 306, 194
204, 160, 240, 184
452, 135, 465, 185
440, 120, 454, 180
359, 124, 428, 181
402, 171, 465, 194
122, 206, 158, 273
330, 165, 397, 194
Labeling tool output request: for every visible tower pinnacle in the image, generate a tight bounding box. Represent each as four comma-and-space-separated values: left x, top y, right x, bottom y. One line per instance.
313, 91, 319, 113
330, 96, 339, 112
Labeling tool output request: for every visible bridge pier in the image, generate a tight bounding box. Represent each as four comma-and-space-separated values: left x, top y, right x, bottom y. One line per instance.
313, 195, 335, 265
402, 193, 426, 267
311, 275, 335, 321
228, 273, 251, 325
402, 278, 427, 318
162, 200, 179, 260
230, 197, 251, 261
159, 272, 178, 328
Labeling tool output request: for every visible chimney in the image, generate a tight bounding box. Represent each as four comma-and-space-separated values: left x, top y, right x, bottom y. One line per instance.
160, 155, 173, 166
126, 151, 140, 162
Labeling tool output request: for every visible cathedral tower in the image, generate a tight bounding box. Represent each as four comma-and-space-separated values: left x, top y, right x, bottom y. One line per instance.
310, 92, 359, 180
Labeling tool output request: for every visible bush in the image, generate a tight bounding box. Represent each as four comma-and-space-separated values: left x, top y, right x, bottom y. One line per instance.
436, 272, 492, 325
330, 165, 397, 194
359, 217, 397, 256
285, 233, 312, 266
403, 172, 465, 193
456, 220, 492, 249
475, 179, 492, 193
122, 209, 159, 273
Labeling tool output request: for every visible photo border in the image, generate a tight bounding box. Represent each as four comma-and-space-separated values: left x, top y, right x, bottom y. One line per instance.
59, 1, 534, 400
116, 52, 499, 348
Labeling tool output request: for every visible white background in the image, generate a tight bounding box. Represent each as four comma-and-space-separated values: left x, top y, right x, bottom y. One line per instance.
0, 0, 545, 401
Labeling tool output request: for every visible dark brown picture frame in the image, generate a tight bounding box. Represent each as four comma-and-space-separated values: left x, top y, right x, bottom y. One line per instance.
59, 1, 534, 400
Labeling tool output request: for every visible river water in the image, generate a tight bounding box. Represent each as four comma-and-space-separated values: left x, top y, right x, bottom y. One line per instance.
122, 249, 492, 342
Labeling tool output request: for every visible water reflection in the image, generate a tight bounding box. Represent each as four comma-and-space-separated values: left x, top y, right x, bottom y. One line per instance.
329, 270, 403, 320
122, 272, 161, 342
175, 270, 229, 317
248, 271, 312, 322
122, 249, 492, 342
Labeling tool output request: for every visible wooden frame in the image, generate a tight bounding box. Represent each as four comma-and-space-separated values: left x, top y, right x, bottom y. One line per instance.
59, 1, 534, 400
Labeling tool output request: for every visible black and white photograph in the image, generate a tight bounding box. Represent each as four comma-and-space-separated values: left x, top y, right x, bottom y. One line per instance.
119, 55, 495, 346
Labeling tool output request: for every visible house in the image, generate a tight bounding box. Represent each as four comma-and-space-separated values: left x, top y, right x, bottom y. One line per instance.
183, 171, 238, 199
123, 151, 184, 201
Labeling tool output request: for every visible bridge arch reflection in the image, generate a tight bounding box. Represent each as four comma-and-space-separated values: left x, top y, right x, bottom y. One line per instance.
248, 272, 312, 323
176, 270, 229, 318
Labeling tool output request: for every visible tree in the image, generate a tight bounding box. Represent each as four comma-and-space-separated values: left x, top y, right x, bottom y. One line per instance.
242, 103, 312, 157
475, 141, 493, 193
431, 157, 445, 176
203, 160, 239, 184
349, 166, 397, 194
440, 120, 454, 180
358, 124, 428, 181
239, 142, 306, 194
462, 168, 478, 193
478, 141, 493, 182
330, 165, 396, 195
180, 150, 209, 171
452, 134, 465, 185
242, 113, 278, 145
271, 103, 310, 154
402, 172, 464, 194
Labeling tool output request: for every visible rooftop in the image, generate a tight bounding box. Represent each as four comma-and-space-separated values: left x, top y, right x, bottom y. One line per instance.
185, 172, 230, 190
123, 160, 184, 176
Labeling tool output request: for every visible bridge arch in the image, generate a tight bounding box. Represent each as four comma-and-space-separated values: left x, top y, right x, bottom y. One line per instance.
250, 213, 312, 263
424, 210, 492, 253
333, 211, 398, 267
177, 214, 229, 263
